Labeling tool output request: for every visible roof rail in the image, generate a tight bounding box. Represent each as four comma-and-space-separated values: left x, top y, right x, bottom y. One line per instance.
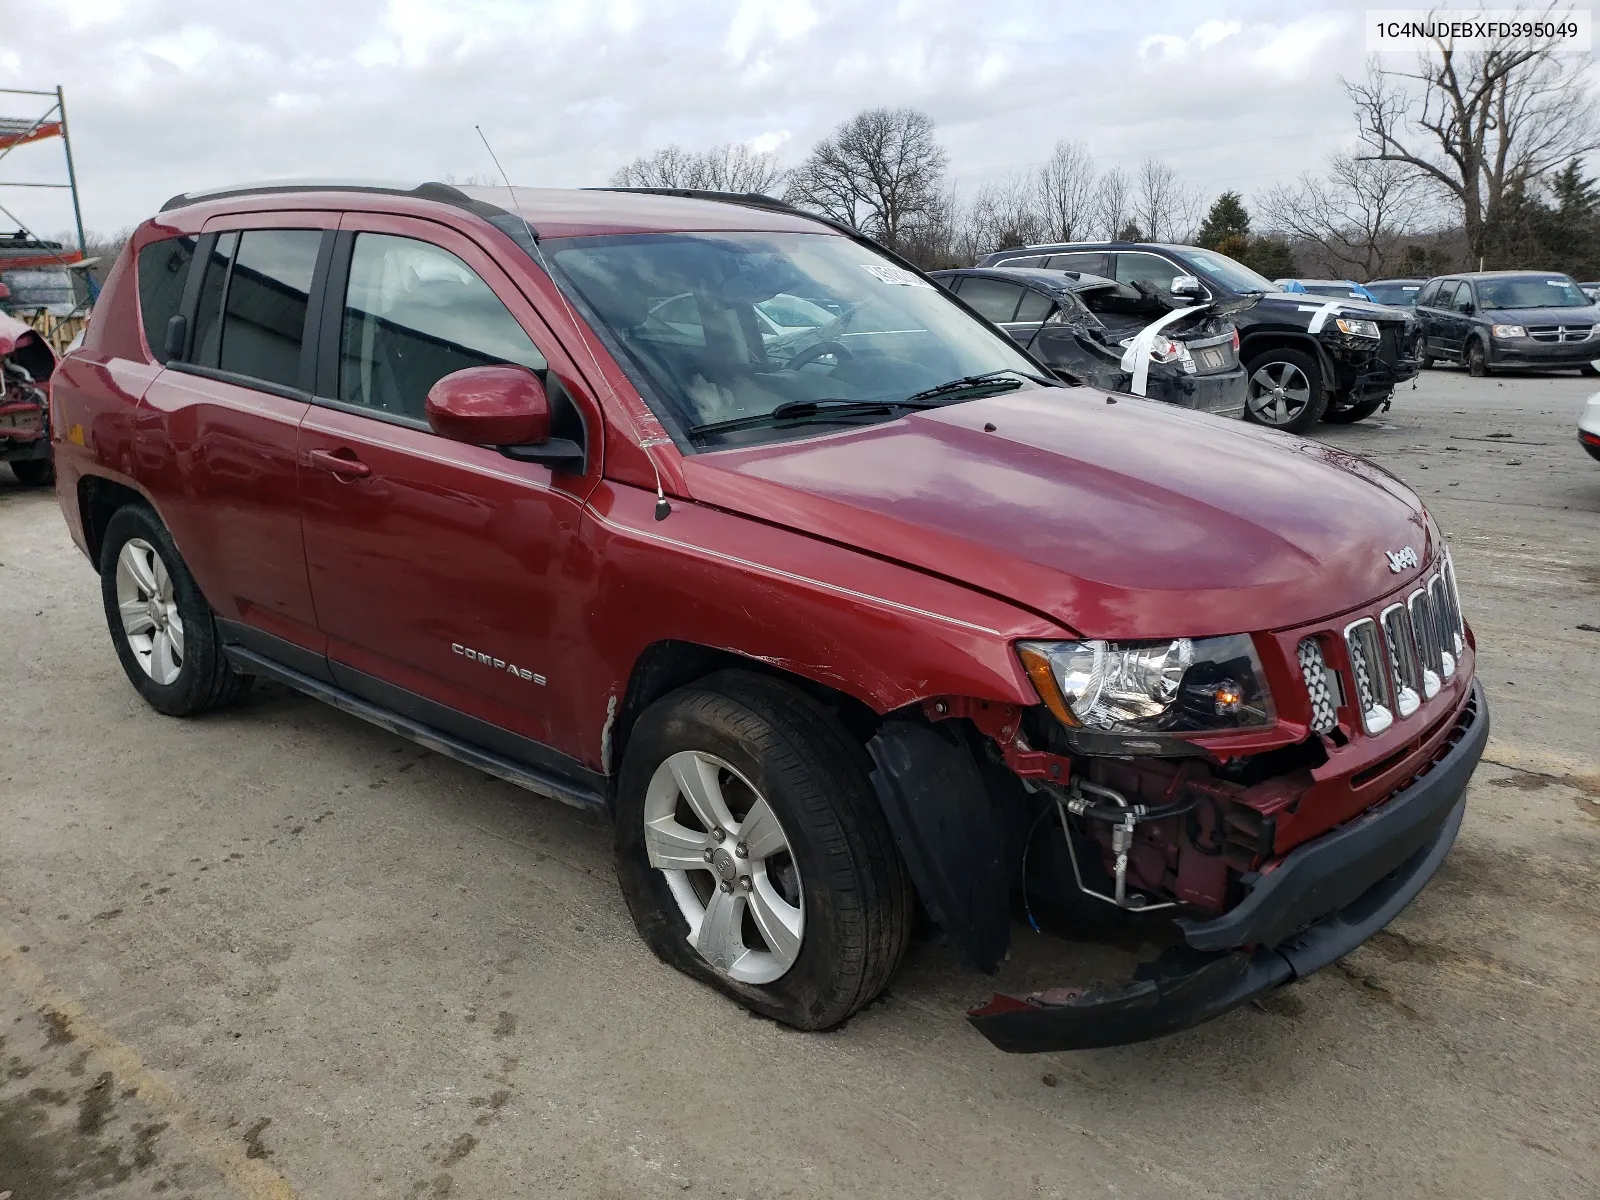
585, 187, 929, 278
157, 178, 512, 223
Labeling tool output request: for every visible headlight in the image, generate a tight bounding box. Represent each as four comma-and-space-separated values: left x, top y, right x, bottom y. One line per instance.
1491, 324, 1527, 338
1018, 635, 1275, 754
1335, 317, 1381, 338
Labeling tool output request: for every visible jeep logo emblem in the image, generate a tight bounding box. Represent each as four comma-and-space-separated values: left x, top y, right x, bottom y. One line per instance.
1385, 546, 1419, 573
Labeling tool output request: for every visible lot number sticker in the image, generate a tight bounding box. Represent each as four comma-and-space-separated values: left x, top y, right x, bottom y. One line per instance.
861, 263, 932, 288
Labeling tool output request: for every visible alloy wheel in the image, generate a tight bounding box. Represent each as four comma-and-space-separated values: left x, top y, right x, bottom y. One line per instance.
642, 750, 805, 984
115, 537, 185, 685
1246, 360, 1313, 426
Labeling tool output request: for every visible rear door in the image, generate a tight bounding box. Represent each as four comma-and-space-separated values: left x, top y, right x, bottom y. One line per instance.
136, 215, 333, 663
297, 212, 600, 765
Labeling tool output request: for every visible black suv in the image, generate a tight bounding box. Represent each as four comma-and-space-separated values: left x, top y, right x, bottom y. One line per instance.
978, 242, 1422, 433
1413, 272, 1600, 377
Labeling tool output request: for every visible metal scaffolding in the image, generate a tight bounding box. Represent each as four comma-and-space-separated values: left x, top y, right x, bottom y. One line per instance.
0, 85, 87, 263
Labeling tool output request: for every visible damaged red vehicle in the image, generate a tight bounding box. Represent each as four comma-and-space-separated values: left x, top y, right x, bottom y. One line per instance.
50, 182, 1486, 1051
1, 289, 57, 486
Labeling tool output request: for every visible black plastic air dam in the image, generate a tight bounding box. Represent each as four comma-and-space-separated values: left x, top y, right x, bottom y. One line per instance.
969, 681, 1487, 1053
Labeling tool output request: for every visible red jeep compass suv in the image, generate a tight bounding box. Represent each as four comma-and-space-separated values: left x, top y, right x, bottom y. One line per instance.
50, 181, 1486, 1051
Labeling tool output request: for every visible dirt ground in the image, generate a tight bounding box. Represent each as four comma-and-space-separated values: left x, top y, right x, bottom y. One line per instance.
1, 366, 1597, 1199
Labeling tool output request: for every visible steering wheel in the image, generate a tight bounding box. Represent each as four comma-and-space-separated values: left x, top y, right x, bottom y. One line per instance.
782, 339, 855, 371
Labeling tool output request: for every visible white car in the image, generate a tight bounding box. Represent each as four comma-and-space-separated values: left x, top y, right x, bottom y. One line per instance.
1581, 391, 1600, 462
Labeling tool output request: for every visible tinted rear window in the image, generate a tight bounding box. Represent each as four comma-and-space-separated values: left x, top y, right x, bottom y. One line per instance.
137, 236, 197, 362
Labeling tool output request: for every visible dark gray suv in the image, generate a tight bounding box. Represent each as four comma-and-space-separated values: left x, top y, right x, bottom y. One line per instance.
1414, 272, 1600, 376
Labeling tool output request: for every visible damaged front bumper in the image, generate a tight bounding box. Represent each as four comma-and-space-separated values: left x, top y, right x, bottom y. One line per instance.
968, 681, 1488, 1053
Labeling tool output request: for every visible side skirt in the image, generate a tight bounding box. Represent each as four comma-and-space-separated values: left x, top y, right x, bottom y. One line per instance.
222, 643, 609, 816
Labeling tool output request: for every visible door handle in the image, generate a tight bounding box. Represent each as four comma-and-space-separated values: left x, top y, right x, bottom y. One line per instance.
308, 448, 371, 479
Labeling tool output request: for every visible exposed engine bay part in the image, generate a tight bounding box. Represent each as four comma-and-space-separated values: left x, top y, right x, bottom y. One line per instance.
1053, 779, 1194, 912
0, 311, 55, 480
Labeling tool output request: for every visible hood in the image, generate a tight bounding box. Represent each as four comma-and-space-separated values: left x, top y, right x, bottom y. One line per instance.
1256, 292, 1412, 323
682, 390, 1433, 640
1481, 305, 1600, 326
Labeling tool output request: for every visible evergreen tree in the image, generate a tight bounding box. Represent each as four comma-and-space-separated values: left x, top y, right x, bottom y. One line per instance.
1196, 192, 1251, 250
1549, 158, 1599, 219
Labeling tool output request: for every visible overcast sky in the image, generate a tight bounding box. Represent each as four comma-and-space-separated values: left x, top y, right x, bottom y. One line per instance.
0, 0, 1572, 241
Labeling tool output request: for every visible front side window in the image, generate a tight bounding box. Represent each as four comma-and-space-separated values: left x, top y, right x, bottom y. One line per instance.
338, 233, 547, 423
1451, 282, 1475, 313
547, 231, 1046, 442
136, 235, 197, 361
217, 229, 322, 390
1475, 275, 1589, 309
1114, 252, 1181, 291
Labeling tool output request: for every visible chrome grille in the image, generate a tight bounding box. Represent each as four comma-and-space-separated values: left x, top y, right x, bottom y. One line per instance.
1380, 603, 1423, 718
1527, 324, 1594, 343
1344, 618, 1394, 734
1296, 637, 1340, 733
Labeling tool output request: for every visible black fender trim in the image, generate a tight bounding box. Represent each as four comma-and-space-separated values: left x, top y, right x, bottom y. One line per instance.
867, 720, 1014, 973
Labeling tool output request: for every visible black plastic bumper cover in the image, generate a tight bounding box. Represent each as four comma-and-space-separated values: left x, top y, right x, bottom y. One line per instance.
969, 682, 1487, 1053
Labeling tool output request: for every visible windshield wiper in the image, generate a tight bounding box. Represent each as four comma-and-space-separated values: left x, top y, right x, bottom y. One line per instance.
899, 368, 1052, 406
689, 398, 939, 438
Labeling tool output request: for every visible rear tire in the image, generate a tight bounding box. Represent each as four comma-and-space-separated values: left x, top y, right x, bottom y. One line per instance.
100, 505, 251, 717
615, 671, 913, 1032
1419, 350, 1434, 370
1466, 339, 1490, 377
1243, 347, 1328, 434
9, 457, 53, 487
1322, 395, 1387, 424
1580, 363, 1600, 377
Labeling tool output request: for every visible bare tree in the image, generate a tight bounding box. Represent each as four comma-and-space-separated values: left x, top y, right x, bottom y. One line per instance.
1257, 151, 1437, 279
785, 107, 949, 252
1034, 139, 1099, 243
1131, 158, 1203, 243
1092, 166, 1132, 240
964, 173, 1047, 252
1345, 7, 1600, 263
611, 143, 786, 194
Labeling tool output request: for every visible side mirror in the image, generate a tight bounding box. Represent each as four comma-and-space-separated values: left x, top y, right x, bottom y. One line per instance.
163, 314, 188, 361
425, 364, 587, 472
1169, 274, 1202, 298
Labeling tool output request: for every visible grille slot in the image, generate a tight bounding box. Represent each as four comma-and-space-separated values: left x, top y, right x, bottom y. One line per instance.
1407, 585, 1444, 699
1345, 618, 1395, 735
1380, 603, 1423, 718
1440, 554, 1466, 660
1527, 324, 1593, 343
1296, 637, 1341, 733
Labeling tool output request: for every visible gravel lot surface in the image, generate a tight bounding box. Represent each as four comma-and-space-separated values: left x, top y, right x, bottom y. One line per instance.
2, 367, 1597, 1199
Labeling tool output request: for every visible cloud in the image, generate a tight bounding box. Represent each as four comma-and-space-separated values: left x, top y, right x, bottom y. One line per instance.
0, 0, 1384, 238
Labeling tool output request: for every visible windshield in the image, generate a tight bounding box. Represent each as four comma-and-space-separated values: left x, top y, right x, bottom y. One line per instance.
1182, 247, 1275, 294
546, 231, 1045, 442
1366, 282, 1420, 305
1475, 276, 1590, 309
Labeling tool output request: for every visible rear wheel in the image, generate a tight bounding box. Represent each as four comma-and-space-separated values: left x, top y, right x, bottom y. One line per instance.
100, 505, 251, 717
9, 457, 53, 487
614, 671, 913, 1031
1322, 395, 1387, 424
1466, 338, 1490, 377
1243, 348, 1327, 434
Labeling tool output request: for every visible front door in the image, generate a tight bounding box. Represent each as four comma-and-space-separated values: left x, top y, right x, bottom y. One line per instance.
137, 218, 332, 658
297, 214, 598, 762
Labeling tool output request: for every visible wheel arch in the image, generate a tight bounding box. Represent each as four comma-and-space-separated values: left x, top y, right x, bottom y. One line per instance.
606, 638, 883, 780
77, 473, 156, 572
1239, 332, 1336, 393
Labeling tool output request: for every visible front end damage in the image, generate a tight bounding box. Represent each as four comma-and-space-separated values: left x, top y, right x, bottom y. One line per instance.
866, 600, 1487, 1053
0, 315, 54, 468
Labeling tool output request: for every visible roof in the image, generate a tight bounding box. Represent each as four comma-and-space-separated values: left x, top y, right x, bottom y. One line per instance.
158, 179, 830, 239
1453, 269, 1580, 280
932, 266, 1110, 294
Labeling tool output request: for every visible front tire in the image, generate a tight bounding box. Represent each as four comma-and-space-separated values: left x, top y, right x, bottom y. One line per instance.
9, 457, 53, 487
1243, 348, 1328, 434
1322, 395, 1387, 424
100, 505, 251, 717
615, 671, 913, 1032
1467, 338, 1490, 377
